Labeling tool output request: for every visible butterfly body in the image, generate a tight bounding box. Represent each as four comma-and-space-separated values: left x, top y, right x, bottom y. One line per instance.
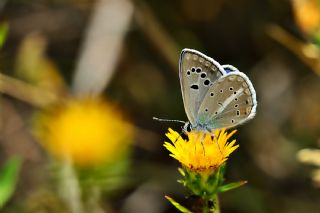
179, 49, 257, 133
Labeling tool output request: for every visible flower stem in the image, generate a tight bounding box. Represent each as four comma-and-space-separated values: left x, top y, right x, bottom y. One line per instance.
213, 195, 220, 213
203, 198, 210, 213
0, 72, 58, 107
58, 159, 83, 213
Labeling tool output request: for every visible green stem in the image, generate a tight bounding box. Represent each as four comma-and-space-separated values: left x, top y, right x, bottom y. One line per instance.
203, 198, 210, 213
213, 195, 220, 213
203, 196, 220, 213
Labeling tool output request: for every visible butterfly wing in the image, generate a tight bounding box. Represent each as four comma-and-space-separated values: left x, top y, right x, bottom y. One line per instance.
179, 48, 225, 125
222, 64, 239, 73
197, 72, 257, 129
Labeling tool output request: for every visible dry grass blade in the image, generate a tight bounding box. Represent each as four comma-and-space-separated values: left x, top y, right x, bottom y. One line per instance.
0, 73, 58, 107
72, 0, 134, 96
267, 24, 320, 75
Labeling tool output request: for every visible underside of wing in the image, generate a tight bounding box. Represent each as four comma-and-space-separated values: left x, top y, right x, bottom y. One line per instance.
179, 48, 225, 125
197, 72, 257, 129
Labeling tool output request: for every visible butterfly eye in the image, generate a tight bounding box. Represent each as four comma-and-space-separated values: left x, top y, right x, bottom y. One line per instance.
234, 104, 239, 108
229, 87, 233, 91
231, 119, 235, 123
210, 92, 214, 96
236, 110, 240, 116
196, 68, 201, 73
186, 71, 191, 75
186, 124, 192, 132
235, 98, 238, 101
191, 67, 196, 72
205, 108, 208, 112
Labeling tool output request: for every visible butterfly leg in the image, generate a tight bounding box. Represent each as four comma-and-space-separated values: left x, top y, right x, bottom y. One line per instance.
174, 130, 184, 143
199, 133, 206, 156
192, 133, 206, 156
193, 133, 200, 153
173, 126, 190, 143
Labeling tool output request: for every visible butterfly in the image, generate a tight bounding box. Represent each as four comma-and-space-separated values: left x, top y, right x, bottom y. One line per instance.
179, 48, 257, 133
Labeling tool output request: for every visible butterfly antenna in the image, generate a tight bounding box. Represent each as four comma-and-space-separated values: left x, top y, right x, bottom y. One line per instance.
153, 117, 186, 143
153, 117, 186, 124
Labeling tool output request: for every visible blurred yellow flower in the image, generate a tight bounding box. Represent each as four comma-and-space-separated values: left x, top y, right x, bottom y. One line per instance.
164, 128, 238, 173
297, 148, 320, 187
33, 98, 133, 167
292, 0, 320, 36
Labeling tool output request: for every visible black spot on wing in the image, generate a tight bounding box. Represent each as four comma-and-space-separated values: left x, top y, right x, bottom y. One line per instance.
204, 79, 210, 86
190, 84, 199, 90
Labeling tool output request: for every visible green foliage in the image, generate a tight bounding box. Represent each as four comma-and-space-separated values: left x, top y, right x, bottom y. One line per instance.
175, 165, 246, 212
0, 22, 8, 49
313, 30, 320, 46
165, 196, 193, 213
217, 181, 247, 193
77, 148, 131, 196
0, 157, 22, 208
179, 165, 245, 200
179, 166, 226, 199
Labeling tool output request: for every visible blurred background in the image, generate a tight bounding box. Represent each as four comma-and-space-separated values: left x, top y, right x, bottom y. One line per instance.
0, 0, 320, 212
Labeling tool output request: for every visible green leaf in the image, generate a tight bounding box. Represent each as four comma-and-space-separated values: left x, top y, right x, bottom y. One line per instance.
0, 157, 22, 208
312, 28, 320, 44
217, 180, 247, 193
0, 22, 8, 48
178, 167, 185, 176
165, 195, 193, 213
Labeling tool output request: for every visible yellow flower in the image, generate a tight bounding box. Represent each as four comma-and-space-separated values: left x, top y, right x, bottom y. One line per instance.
292, 0, 320, 36
164, 128, 238, 172
33, 98, 133, 167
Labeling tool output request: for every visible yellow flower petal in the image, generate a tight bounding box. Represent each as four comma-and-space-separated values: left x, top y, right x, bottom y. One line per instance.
164, 128, 239, 172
